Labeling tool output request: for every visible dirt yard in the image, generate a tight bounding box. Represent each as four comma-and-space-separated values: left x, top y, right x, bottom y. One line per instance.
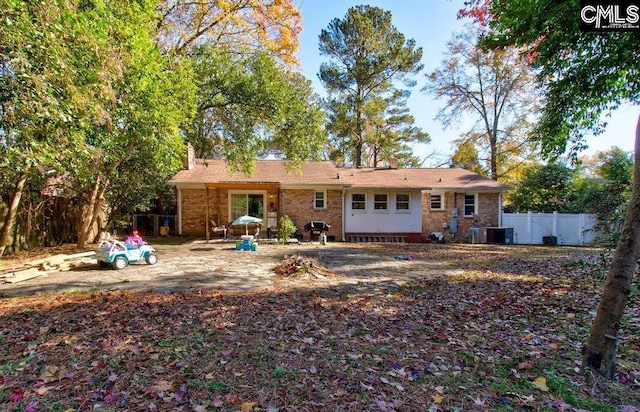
1, 239, 468, 297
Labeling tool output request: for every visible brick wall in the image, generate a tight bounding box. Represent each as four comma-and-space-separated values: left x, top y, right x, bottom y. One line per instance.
422, 192, 501, 241
180, 187, 343, 239
280, 189, 343, 241
180, 187, 500, 242
180, 189, 207, 236
180, 188, 232, 236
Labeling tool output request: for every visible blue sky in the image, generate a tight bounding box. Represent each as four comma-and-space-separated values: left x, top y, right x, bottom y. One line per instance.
295, 0, 637, 165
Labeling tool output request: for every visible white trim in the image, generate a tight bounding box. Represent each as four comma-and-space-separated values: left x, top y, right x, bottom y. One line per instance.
463, 193, 478, 217
429, 192, 445, 211
228, 190, 268, 222
351, 193, 367, 213
395, 192, 411, 214
313, 190, 327, 210
373, 193, 389, 213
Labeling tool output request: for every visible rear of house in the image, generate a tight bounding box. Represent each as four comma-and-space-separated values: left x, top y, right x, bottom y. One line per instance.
168, 148, 506, 242
341, 167, 506, 242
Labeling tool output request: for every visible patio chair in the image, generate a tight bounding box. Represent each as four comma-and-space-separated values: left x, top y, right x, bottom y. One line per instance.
210, 220, 227, 238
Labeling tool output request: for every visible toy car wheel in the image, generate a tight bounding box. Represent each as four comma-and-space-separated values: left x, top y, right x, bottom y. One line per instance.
112, 256, 128, 270
145, 253, 158, 265
98, 260, 110, 268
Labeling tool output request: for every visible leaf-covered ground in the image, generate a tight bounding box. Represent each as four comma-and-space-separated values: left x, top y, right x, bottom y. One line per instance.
1, 244, 639, 411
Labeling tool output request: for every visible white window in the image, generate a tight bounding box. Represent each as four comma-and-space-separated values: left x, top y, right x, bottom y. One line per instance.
314, 190, 326, 209
374, 194, 388, 210
464, 194, 477, 217
396, 193, 410, 212
351, 193, 366, 210
430, 194, 444, 210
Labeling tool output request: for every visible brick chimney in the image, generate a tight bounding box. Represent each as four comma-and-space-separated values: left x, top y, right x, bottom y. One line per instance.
183, 142, 196, 170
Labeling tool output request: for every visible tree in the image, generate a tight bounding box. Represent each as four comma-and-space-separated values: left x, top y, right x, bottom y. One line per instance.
72, 2, 195, 248
451, 137, 487, 175
184, 46, 326, 173
422, 24, 540, 180
156, 0, 303, 66
577, 147, 634, 238
326, 87, 429, 168
318, 5, 425, 168
461, 0, 640, 378
0, 0, 122, 256
505, 162, 578, 213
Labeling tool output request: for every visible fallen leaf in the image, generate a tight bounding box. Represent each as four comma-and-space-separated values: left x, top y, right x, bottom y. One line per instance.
40, 365, 60, 383
432, 393, 443, 403
531, 376, 549, 391
242, 402, 256, 412
152, 380, 173, 392
517, 362, 532, 370
34, 386, 52, 395
9, 388, 25, 402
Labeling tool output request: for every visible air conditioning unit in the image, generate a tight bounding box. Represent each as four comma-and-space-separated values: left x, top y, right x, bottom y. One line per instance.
479, 227, 514, 244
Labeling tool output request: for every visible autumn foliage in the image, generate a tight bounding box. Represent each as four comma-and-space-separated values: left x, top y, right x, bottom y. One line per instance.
1, 244, 639, 410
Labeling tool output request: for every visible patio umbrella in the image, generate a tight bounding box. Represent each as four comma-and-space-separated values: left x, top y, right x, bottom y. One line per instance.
231, 215, 263, 236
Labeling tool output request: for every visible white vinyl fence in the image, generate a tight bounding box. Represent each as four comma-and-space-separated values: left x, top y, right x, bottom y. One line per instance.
502, 212, 601, 245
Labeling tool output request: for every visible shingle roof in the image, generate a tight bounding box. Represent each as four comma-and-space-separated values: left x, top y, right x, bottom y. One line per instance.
168, 160, 506, 192
340, 167, 506, 191
168, 159, 344, 186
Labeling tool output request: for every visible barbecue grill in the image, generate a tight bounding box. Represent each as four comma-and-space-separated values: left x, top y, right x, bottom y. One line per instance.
303, 221, 331, 242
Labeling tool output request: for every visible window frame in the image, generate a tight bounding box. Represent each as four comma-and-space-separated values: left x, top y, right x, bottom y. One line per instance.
313, 190, 326, 210
373, 193, 388, 212
351, 193, 366, 212
464, 193, 477, 217
429, 193, 445, 211
395, 193, 410, 213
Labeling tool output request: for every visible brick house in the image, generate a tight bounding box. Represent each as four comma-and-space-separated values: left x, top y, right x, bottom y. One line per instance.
168, 151, 506, 242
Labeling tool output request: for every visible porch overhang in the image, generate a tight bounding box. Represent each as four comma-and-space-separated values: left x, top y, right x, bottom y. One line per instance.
205, 182, 281, 190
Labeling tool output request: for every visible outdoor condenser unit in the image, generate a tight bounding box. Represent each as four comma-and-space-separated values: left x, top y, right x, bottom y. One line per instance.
478, 227, 514, 244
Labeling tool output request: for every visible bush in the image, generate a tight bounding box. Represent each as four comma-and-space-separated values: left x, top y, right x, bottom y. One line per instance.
278, 215, 297, 244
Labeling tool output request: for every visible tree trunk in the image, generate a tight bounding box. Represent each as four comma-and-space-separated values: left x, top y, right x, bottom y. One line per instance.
76, 143, 136, 248
582, 114, 640, 378
0, 165, 30, 257
77, 175, 102, 248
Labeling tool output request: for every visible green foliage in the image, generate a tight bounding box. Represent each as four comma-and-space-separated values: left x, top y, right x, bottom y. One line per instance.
506, 163, 578, 213
506, 148, 632, 249
319, 5, 425, 167
185, 46, 326, 173
479, 0, 640, 157
277, 215, 297, 244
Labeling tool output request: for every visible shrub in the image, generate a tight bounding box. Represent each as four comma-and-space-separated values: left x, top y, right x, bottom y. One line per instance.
278, 215, 297, 244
